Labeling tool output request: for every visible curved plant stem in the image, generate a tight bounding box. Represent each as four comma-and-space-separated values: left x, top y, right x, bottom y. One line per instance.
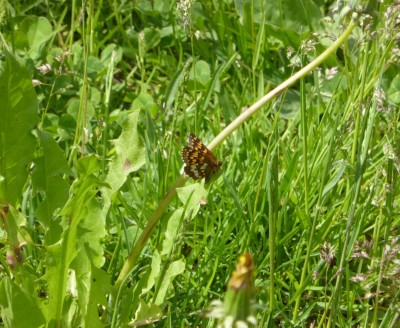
114, 176, 186, 290
113, 17, 358, 305
208, 18, 357, 152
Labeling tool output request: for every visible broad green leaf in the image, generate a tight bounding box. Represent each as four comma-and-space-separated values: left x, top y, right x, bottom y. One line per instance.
86, 266, 111, 325
0, 50, 39, 206
161, 208, 184, 256
143, 27, 161, 51
100, 44, 123, 66
131, 300, 162, 326
75, 154, 103, 178
45, 158, 104, 325
189, 60, 211, 87
235, 0, 323, 47
67, 99, 96, 122
76, 196, 106, 267
72, 249, 109, 327
32, 130, 71, 228
5, 206, 31, 252
70, 44, 104, 78
154, 0, 172, 14
0, 277, 46, 327
388, 74, 400, 104
136, 92, 160, 118
101, 105, 146, 213
264, 0, 323, 31
140, 250, 161, 296
87, 56, 105, 79
154, 259, 185, 305
124, 28, 161, 58
18, 16, 54, 59
280, 90, 301, 119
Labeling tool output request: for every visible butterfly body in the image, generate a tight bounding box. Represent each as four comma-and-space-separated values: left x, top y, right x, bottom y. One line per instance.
182, 133, 222, 183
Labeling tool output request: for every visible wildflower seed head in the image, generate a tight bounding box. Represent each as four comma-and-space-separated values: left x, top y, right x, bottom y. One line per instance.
177, 0, 193, 30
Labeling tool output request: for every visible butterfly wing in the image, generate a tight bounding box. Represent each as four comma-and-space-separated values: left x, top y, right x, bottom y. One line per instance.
182, 146, 205, 180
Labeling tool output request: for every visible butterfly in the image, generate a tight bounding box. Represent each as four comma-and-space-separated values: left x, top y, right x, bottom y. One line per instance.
182, 133, 222, 183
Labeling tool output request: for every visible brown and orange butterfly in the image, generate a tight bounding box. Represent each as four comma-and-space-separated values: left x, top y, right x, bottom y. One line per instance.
182, 133, 222, 183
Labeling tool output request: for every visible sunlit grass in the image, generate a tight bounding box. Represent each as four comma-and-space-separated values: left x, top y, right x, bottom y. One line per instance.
1, 1, 399, 327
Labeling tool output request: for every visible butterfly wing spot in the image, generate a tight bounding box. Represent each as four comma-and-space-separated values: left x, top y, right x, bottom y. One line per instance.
184, 165, 198, 180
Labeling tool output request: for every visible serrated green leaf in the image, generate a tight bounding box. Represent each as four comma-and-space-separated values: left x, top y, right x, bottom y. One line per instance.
76, 196, 106, 267
72, 249, 110, 327
101, 106, 146, 213
45, 158, 104, 325
32, 130, 71, 228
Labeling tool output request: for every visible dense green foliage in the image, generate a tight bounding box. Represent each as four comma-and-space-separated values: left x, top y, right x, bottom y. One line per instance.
0, 0, 399, 327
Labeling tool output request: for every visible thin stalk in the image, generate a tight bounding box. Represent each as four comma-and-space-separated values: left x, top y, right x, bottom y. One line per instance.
327, 92, 377, 328
268, 145, 279, 312
292, 74, 310, 322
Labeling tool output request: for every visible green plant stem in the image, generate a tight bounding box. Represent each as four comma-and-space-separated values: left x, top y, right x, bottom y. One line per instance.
267, 145, 279, 312
114, 176, 186, 290
300, 74, 310, 219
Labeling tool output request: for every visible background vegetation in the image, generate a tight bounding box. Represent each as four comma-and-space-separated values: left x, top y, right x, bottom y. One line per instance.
0, 0, 399, 327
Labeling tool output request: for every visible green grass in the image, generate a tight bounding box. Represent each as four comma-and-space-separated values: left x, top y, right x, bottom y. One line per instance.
1, 1, 400, 327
